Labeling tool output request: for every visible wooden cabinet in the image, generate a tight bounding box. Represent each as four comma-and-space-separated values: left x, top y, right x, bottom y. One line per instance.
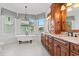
70, 52, 79, 56
41, 34, 49, 50
54, 41, 61, 56
50, 3, 67, 34
51, 4, 61, 34
45, 35, 49, 50
54, 38, 69, 56
70, 43, 79, 56
41, 34, 54, 55
61, 11, 67, 31
61, 4, 67, 31
48, 36, 54, 56
41, 34, 69, 56
41, 33, 79, 56
41, 33, 46, 47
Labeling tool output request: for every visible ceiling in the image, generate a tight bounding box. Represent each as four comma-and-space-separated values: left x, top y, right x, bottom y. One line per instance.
0, 3, 51, 15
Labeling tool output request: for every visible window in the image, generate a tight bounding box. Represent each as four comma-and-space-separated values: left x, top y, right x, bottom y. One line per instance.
38, 18, 45, 32
4, 16, 14, 33
20, 18, 35, 34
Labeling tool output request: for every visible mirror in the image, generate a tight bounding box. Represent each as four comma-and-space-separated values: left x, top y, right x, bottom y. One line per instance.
67, 3, 79, 31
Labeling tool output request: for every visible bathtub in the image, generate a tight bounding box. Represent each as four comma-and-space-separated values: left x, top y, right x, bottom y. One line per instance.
16, 35, 36, 42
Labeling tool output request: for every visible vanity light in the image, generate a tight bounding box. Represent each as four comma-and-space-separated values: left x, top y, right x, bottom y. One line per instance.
73, 3, 79, 8
46, 15, 51, 20
67, 3, 72, 7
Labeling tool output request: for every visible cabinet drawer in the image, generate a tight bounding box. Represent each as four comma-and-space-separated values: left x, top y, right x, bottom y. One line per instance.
54, 38, 69, 49
70, 43, 79, 54
70, 52, 79, 56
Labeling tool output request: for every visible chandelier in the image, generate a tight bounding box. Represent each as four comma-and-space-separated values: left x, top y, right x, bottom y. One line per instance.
24, 6, 29, 25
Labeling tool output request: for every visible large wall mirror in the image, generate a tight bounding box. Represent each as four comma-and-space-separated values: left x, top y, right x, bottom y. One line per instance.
67, 3, 79, 32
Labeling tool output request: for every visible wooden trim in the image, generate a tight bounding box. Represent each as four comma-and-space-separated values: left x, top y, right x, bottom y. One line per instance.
71, 30, 79, 32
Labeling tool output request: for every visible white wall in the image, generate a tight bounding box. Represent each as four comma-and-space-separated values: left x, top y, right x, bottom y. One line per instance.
0, 14, 17, 44
15, 18, 21, 35
0, 8, 2, 34
44, 20, 49, 32
2, 15, 17, 44
44, 8, 50, 33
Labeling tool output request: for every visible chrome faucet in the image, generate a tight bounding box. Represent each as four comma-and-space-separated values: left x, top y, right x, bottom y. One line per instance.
68, 32, 78, 37
68, 32, 73, 37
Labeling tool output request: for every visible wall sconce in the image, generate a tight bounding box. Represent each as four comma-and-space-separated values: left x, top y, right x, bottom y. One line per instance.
67, 3, 72, 7
73, 3, 79, 8
61, 5, 66, 11
46, 15, 51, 20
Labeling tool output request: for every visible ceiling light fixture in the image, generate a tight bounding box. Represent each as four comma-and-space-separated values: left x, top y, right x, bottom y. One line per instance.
24, 6, 29, 25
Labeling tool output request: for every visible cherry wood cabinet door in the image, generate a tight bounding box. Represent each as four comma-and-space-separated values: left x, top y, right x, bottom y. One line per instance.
70, 52, 79, 56
49, 45, 54, 56
54, 43, 61, 56
54, 40, 69, 56
70, 43, 79, 55
41, 34, 46, 47
54, 44, 69, 56
60, 46, 69, 56
49, 37, 54, 56
45, 35, 49, 50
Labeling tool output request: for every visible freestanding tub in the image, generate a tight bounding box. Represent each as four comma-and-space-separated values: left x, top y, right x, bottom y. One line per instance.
16, 35, 36, 44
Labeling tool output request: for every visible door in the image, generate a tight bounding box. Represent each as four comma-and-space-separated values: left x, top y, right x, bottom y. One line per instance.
49, 39, 54, 55
60, 46, 69, 56
45, 35, 49, 50
54, 40, 69, 56
54, 43, 61, 56
70, 52, 79, 56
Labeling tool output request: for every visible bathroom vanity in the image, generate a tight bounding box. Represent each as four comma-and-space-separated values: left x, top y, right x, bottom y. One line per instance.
41, 32, 79, 56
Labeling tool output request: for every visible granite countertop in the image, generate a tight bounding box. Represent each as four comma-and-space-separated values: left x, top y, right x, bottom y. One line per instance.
42, 32, 79, 45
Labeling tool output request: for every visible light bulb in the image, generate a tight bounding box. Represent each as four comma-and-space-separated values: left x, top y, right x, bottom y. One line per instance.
67, 3, 72, 7
61, 5, 66, 11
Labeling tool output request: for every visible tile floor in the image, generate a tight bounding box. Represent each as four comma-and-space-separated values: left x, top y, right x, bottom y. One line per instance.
0, 39, 49, 56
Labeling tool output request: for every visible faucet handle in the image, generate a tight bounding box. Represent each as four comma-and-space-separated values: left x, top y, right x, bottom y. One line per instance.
71, 32, 73, 37
75, 34, 77, 37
